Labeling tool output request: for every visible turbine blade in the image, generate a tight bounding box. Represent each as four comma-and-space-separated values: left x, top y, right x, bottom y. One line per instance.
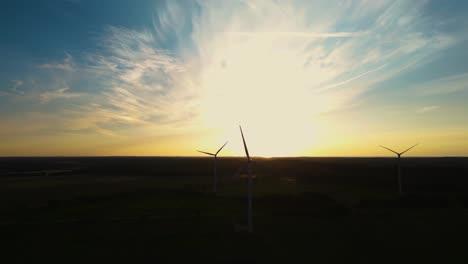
400, 143, 419, 155
379, 145, 399, 156
240, 126, 250, 161
216, 141, 228, 155
197, 150, 215, 156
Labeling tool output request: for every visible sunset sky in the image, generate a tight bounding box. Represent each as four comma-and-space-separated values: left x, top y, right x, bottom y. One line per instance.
1, 0, 468, 157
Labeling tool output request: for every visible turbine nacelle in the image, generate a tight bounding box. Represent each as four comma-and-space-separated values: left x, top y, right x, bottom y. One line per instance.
379, 143, 419, 196
197, 141, 228, 158
196, 141, 228, 194
379, 143, 419, 157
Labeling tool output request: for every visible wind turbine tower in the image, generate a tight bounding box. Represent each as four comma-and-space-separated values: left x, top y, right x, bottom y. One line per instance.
380, 143, 419, 195
240, 125, 253, 233
197, 141, 228, 194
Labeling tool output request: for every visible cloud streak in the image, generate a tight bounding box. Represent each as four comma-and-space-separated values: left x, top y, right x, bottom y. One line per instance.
39, 86, 82, 103
226, 31, 369, 38
318, 64, 387, 91
417, 105, 440, 113
2, 0, 466, 156
39, 53, 75, 72
412, 72, 468, 96
86, 26, 200, 129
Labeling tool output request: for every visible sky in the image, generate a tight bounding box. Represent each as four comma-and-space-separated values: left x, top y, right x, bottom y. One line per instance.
1, 0, 468, 157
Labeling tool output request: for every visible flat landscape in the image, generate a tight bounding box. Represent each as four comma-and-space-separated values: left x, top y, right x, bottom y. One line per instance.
2, 157, 468, 263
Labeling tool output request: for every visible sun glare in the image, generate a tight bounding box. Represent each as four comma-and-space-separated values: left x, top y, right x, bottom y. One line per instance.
198, 34, 327, 156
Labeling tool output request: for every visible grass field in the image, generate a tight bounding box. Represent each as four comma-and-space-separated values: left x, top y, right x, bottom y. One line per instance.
1, 157, 468, 263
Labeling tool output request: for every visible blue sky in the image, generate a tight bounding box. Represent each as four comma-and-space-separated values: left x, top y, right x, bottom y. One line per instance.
1, 0, 468, 156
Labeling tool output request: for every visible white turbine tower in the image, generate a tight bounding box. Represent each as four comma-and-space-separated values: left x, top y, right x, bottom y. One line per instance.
240, 125, 253, 233
197, 141, 228, 194
380, 143, 419, 195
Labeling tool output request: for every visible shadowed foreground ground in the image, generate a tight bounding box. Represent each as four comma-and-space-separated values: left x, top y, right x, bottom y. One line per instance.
1, 157, 468, 263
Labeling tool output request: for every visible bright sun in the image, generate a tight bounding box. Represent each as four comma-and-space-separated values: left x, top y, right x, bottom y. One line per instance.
198, 33, 330, 156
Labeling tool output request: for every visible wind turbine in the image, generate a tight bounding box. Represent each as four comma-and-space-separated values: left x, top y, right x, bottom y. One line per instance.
197, 141, 228, 194
240, 125, 253, 233
379, 143, 419, 195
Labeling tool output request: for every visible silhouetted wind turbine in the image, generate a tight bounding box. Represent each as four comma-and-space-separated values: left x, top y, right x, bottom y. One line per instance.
380, 143, 419, 195
240, 125, 253, 233
197, 141, 228, 194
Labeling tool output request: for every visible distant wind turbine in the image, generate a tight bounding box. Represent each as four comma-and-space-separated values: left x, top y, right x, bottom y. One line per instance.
240, 125, 253, 233
197, 141, 228, 194
379, 143, 419, 195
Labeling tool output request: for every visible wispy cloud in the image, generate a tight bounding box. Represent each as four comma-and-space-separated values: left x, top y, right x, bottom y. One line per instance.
39, 53, 75, 71
188, 0, 460, 119
0, 80, 25, 96
226, 31, 369, 38
412, 72, 468, 96
85, 26, 199, 129
319, 64, 387, 91
14, 1, 463, 123
2, 0, 465, 156
12, 80, 23, 91
417, 105, 440, 113
39, 86, 82, 103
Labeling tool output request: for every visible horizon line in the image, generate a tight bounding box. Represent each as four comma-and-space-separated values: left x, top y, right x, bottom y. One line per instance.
1, 155, 467, 159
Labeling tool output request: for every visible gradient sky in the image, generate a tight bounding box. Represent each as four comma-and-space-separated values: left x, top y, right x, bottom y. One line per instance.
1, 0, 468, 157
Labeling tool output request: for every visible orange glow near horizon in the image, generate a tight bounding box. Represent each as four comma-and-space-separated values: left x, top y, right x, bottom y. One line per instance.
1, 2, 468, 157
